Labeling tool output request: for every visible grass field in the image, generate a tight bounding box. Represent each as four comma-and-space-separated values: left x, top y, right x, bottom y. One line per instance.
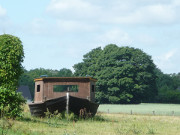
98, 103, 180, 116
1, 104, 180, 135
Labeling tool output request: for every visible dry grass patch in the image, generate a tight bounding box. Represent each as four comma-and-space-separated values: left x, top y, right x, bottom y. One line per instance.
1, 105, 180, 135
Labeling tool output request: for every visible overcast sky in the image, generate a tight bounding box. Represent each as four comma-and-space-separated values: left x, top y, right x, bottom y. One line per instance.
0, 0, 180, 74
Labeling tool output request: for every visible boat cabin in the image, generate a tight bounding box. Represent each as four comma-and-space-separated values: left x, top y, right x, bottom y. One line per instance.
34, 77, 97, 103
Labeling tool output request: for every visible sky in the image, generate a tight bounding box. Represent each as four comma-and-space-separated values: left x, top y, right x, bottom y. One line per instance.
0, 0, 180, 74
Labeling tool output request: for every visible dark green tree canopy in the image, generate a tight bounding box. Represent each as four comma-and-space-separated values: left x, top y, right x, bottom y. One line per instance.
155, 69, 180, 103
74, 44, 157, 104
0, 34, 24, 90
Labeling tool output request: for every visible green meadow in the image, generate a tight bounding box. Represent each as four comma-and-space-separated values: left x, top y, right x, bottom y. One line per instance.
1, 104, 180, 135
98, 103, 180, 116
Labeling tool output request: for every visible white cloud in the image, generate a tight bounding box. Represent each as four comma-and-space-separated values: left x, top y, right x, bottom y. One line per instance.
0, 5, 6, 17
164, 50, 177, 60
135, 34, 155, 45
23, 18, 56, 36
154, 49, 180, 73
66, 48, 80, 58
30, 18, 48, 34
173, 0, 180, 7
46, 0, 101, 19
11, 0, 180, 74
97, 29, 132, 46
0, 6, 13, 33
56, 20, 97, 32
103, 3, 177, 24
46, 0, 180, 25
142, 4, 176, 23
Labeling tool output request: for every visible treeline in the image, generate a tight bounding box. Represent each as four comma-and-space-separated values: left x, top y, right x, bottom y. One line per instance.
19, 67, 180, 103
19, 44, 180, 104
155, 69, 180, 103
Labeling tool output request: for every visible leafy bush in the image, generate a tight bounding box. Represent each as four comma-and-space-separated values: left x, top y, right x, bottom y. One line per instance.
44, 109, 62, 127
45, 109, 62, 119
64, 112, 77, 121
0, 34, 25, 118
0, 34, 24, 90
0, 87, 26, 118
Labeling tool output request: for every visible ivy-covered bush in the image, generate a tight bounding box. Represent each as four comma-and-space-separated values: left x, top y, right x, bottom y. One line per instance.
0, 87, 26, 118
0, 34, 25, 118
0, 34, 24, 90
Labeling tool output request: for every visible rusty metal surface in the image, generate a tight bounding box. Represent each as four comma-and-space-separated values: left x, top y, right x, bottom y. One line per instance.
28, 96, 99, 117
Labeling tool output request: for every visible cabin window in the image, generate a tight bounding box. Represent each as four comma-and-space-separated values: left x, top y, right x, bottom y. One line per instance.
53, 85, 78, 92
92, 85, 95, 92
37, 85, 40, 92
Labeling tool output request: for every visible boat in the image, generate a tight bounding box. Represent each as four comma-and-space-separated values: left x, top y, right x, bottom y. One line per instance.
28, 77, 99, 117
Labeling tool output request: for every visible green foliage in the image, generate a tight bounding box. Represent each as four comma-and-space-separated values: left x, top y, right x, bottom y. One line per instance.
57, 68, 73, 77
64, 113, 76, 121
0, 34, 24, 90
45, 109, 62, 119
0, 34, 25, 118
74, 44, 157, 103
74, 47, 102, 77
157, 90, 180, 103
0, 87, 26, 118
44, 109, 62, 127
0, 106, 14, 135
155, 69, 180, 103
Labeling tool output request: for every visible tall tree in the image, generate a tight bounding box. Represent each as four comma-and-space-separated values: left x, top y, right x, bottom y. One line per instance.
0, 34, 25, 118
74, 47, 102, 77
0, 34, 24, 90
74, 44, 157, 104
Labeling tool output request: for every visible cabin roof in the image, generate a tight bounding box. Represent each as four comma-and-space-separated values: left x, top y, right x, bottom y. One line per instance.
34, 77, 97, 82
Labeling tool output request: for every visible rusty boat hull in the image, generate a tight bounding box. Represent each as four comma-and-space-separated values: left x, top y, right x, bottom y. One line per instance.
28, 96, 99, 117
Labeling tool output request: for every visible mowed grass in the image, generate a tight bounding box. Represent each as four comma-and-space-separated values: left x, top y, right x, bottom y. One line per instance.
98, 103, 180, 116
1, 104, 180, 135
